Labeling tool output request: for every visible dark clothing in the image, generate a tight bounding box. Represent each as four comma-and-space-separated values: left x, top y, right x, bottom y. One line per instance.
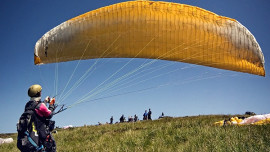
110, 117, 113, 124
148, 110, 152, 120
134, 115, 138, 122
120, 115, 125, 123
24, 100, 38, 112
143, 112, 148, 120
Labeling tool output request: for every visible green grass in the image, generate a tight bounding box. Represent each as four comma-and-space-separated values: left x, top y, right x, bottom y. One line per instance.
1, 115, 270, 152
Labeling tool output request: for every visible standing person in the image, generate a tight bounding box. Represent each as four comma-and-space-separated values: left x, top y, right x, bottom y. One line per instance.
143, 110, 148, 120
148, 108, 152, 120
134, 114, 138, 122
17, 84, 56, 152
120, 114, 125, 123
110, 116, 113, 124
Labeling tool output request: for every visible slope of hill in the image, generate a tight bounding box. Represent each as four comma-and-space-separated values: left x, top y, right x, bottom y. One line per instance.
1, 115, 270, 151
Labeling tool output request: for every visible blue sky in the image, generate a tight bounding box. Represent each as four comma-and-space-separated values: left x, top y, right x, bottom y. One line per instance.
0, 0, 269, 133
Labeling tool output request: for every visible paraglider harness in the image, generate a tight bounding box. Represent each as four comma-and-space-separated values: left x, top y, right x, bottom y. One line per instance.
17, 101, 44, 151
43, 120, 56, 152
17, 96, 66, 152
17, 100, 61, 152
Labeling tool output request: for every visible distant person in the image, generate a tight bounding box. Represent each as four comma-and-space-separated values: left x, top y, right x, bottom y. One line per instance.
17, 84, 56, 152
128, 116, 134, 122
143, 110, 148, 120
148, 108, 152, 120
159, 112, 164, 119
120, 114, 125, 123
245, 111, 256, 115
110, 116, 113, 124
134, 114, 138, 122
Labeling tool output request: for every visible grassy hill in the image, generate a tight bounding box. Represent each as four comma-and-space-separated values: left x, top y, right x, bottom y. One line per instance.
1, 115, 270, 152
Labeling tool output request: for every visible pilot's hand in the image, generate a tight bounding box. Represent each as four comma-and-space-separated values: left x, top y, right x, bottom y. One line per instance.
50, 98, 55, 105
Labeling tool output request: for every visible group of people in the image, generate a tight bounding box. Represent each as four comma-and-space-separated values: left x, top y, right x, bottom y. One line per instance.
117, 114, 139, 123
143, 109, 152, 120
108, 109, 153, 124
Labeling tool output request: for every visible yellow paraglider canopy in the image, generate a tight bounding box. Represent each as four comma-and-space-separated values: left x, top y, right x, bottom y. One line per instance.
35, 1, 265, 76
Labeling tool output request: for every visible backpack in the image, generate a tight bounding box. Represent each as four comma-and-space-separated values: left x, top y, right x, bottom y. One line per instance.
17, 101, 44, 152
